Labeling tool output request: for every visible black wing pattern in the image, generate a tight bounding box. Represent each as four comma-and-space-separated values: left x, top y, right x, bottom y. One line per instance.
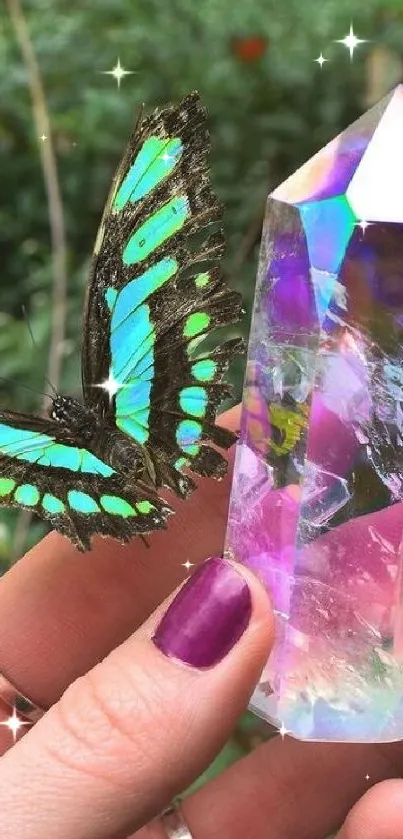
0, 410, 171, 551
81, 92, 243, 498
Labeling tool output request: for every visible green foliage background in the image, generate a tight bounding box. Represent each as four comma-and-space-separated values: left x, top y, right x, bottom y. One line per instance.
0, 1, 401, 831
0, 0, 400, 558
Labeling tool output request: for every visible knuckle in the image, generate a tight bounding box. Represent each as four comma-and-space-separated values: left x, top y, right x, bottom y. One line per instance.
43, 667, 144, 786
44, 653, 191, 784
43, 675, 123, 785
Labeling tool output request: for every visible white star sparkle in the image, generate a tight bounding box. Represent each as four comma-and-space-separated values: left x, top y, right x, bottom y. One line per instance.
182, 560, 194, 571
97, 371, 122, 399
39, 133, 47, 142
365, 773, 370, 780
278, 721, 288, 739
314, 53, 328, 68
102, 58, 134, 88
0, 707, 30, 743
336, 24, 367, 60
356, 219, 373, 234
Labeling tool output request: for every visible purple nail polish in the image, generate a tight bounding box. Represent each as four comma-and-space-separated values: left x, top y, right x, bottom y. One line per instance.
152, 556, 252, 668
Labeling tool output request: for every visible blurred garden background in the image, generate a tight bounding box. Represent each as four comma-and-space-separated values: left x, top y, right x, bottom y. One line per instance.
0, 0, 403, 830
2, 0, 403, 563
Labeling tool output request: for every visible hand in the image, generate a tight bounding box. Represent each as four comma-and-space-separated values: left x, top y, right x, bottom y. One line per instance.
0, 406, 400, 839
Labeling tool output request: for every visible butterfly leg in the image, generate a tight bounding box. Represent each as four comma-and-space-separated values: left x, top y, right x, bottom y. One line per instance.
146, 450, 196, 499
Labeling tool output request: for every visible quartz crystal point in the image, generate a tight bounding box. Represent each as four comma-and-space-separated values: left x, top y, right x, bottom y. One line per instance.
225, 86, 403, 743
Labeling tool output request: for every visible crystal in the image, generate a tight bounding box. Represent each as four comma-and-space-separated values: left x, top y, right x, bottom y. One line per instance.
225, 86, 403, 743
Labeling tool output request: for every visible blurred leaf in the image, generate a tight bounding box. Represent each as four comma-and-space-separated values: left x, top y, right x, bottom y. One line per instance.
183, 737, 246, 797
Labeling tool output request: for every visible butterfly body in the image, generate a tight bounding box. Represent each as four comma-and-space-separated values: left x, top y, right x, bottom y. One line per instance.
50, 396, 97, 445
1, 92, 242, 551
50, 394, 151, 481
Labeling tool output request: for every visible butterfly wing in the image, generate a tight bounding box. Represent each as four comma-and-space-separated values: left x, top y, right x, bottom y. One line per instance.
0, 409, 171, 551
82, 92, 242, 498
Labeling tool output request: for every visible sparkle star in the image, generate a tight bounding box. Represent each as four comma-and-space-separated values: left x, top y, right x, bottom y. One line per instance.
365, 773, 370, 780
278, 721, 288, 739
314, 53, 328, 68
336, 24, 367, 60
98, 371, 122, 399
39, 133, 47, 142
0, 707, 30, 743
356, 219, 373, 234
182, 560, 194, 571
102, 58, 134, 88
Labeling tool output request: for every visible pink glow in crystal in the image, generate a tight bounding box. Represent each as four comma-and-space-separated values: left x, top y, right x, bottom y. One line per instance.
225, 86, 403, 742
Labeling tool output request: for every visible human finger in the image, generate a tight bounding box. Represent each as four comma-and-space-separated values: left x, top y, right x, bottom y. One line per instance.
0, 558, 273, 839
337, 779, 403, 839
0, 406, 239, 723
139, 735, 402, 839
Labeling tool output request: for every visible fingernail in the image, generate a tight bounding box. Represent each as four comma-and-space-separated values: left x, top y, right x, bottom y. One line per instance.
152, 556, 252, 668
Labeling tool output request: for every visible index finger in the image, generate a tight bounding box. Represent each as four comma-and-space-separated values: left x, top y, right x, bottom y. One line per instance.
0, 406, 240, 712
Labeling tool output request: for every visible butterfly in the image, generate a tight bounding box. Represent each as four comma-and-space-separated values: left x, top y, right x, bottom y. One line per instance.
0, 92, 243, 551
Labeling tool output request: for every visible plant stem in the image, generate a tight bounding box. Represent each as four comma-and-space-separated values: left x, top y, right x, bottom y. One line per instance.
6, 0, 68, 561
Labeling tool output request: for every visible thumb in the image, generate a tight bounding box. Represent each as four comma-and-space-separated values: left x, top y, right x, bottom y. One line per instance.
0, 556, 274, 839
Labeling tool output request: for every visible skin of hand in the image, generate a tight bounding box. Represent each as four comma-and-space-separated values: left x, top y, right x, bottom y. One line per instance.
0, 406, 401, 839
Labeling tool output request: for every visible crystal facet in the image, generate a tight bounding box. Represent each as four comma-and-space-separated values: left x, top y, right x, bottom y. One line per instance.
225, 86, 403, 743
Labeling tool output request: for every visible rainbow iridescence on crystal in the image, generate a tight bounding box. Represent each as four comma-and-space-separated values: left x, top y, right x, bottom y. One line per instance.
225, 86, 403, 743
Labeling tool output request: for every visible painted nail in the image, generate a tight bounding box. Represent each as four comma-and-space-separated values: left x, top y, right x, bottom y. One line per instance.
152, 556, 252, 669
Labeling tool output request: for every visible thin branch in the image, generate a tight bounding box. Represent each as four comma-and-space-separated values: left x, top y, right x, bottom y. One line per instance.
6, 0, 68, 561
230, 202, 265, 278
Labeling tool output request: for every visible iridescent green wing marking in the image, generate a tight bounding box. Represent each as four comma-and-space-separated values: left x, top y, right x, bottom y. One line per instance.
0, 410, 171, 551
82, 92, 242, 498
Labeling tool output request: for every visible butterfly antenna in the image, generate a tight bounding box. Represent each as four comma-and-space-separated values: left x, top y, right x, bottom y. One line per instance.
21, 305, 58, 397
0, 375, 53, 401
